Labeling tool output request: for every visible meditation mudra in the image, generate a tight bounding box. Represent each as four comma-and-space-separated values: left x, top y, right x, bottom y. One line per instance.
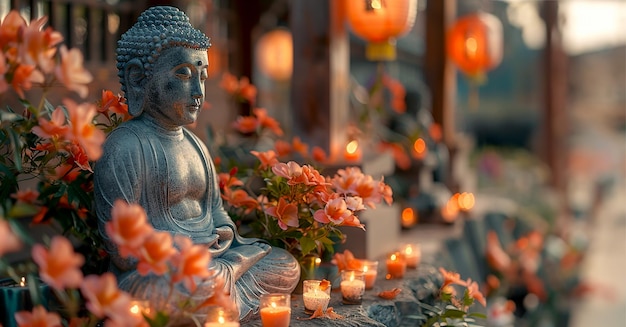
93, 6, 299, 321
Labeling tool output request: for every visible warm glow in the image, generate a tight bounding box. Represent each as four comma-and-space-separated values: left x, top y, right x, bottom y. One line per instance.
363, 265, 369, 273
346, 0, 417, 43
465, 37, 478, 58
19, 276, 26, 287
218, 316, 225, 324
346, 140, 359, 154
315, 257, 322, 266
371, 0, 383, 10
441, 196, 460, 223
404, 246, 413, 256
413, 138, 427, 159
401, 207, 416, 227
458, 192, 475, 211
130, 304, 140, 315
390, 253, 398, 261
256, 29, 293, 81
349, 271, 355, 282
271, 302, 277, 308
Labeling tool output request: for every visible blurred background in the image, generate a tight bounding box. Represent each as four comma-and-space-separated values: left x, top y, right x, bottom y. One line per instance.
1, 0, 624, 326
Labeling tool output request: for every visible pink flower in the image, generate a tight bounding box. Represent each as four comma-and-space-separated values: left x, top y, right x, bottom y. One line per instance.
171, 235, 213, 292
64, 98, 105, 161
32, 236, 84, 291
15, 305, 62, 327
11, 189, 39, 204
136, 230, 177, 276
232, 116, 258, 134
54, 45, 93, 98
272, 161, 302, 180
105, 200, 154, 258
19, 16, 62, 73
313, 197, 353, 225
264, 197, 299, 230
439, 267, 466, 288
11, 63, 44, 98
0, 11, 27, 48
0, 220, 22, 256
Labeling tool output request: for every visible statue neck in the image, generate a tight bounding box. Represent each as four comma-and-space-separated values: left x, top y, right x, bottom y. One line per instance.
140, 114, 184, 140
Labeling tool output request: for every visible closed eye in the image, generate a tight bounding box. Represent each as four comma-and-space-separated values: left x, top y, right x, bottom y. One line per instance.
175, 67, 193, 80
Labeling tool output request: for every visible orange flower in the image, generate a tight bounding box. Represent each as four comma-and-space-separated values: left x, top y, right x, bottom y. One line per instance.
251, 150, 279, 170
465, 278, 487, 306
171, 235, 213, 292
486, 231, 511, 273
11, 63, 44, 98
19, 16, 62, 73
64, 98, 105, 161
311, 146, 327, 163
32, 236, 84, 291
219, 72, 239, 94
54, 45, 93, 98
11, 189, 39, 204
14, 305, 62, 327
291, 136, 309, 156
97, 89, 129, 119
439, 267, 465, 288
332, 250, 362, 271
264, 197, 299, 230
32, 107, 69, 139
313, 197, 354, 225
221, 188, 259, 213
197, 277, 238, 315
31, 206, 49, 224
80, 272, 132, 320
0, 52, 9, 94
218, 172, 243, 190
0, 219, 22, 256
253, 108, 283, 136
105, 200, 154, 258
0, 11, 26, 48
238, 76, 257, 105
274, 139, 292, 157
232, 116, 258, 134
136, 230, 177, 276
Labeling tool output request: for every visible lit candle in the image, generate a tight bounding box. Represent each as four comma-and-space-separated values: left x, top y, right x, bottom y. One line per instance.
302, 280, 331, 314
259, 293, 291, 327
204, 305, 240, 327
344, 140, 362, 162
401, 243, 421, 269
386, 252, 406, 279
340, 270, 365, 305
128, 300, 151, 320
361, 260, 379, 289
0, 277, 49, 327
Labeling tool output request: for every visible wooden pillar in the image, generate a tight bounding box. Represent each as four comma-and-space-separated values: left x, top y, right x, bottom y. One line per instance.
290, 0, 350, 161
541, 1, 568, 194
424, 0, 457, 191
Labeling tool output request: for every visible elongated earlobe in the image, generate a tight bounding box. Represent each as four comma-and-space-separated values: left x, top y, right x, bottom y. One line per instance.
124, 58, 146, 117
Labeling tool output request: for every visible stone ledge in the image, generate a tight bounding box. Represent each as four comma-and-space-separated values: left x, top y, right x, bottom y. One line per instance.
242, 261, 446, 327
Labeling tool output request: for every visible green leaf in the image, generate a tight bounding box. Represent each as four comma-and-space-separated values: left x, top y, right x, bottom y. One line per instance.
7, 202, 39, 218
299, 236, 316, 256
468, 312, 487, 319
441, 309, 466, 319
7, 128, 23, 172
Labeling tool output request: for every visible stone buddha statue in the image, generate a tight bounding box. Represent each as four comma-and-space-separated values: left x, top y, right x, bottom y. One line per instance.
93, 6, 299, 322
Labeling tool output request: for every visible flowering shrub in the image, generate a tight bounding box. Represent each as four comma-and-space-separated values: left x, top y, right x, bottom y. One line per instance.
0, 10, 236, 327
216, 73, 394, 263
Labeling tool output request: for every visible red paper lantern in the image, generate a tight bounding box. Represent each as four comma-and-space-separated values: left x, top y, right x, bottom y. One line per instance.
346, 0, 418, 61
256, 29, 293, 81
447, 12, 503, 79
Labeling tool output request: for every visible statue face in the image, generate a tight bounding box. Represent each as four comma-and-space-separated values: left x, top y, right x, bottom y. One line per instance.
144, 47, 208, 128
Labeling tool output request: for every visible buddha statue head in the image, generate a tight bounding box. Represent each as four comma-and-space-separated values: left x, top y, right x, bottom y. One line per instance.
116, 6, 211, 117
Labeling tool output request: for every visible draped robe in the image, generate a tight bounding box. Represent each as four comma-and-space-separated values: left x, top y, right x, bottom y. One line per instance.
94, 118, 300, 321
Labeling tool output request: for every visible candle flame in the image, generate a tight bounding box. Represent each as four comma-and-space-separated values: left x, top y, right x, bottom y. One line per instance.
405, 246, 413, 256
346, 140, 359, 154
363, 265, 369, 273
315, 257, 322, 266
401, 207, 416, 227
19, 277, 26, 287
390, 254, 397, 261
218, 316, 225, 324
465, 36, 478, 58
130, 304, 140, 315
271, 302, 277, 308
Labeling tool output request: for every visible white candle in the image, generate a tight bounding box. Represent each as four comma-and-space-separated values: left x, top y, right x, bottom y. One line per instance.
340, 270, 365, 304
402, 243, 421, 269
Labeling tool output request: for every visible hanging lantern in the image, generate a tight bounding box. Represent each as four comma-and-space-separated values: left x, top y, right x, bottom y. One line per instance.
346, 0, 418, 61
447, 11, 503, 81
255, 28, 293, 81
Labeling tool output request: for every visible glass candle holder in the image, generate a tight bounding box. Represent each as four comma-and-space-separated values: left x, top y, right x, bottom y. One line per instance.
401, 243, 421, 269
385, 252, 406, 279
302, 279, 331, 314
204, 305, 240, 327
0, 277, 49, 327
361, 260, 379, 289
340, 270, 365, 305
259, 293, 291, 327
